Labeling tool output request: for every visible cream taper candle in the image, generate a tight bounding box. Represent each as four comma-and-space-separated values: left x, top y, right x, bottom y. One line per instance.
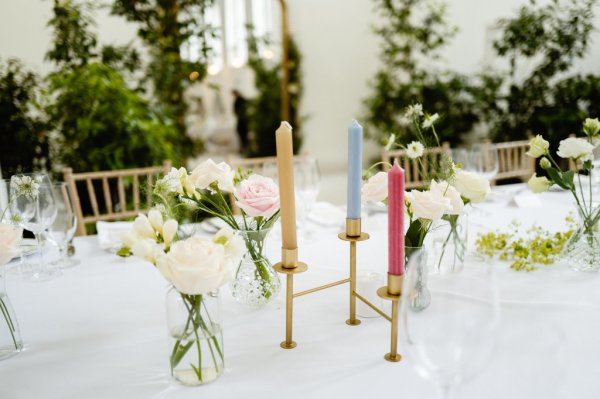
275, 121, 298, 250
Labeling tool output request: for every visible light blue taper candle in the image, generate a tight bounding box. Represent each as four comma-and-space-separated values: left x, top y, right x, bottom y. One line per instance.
347, 119, 363, 219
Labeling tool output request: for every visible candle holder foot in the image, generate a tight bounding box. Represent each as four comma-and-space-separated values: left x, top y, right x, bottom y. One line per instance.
345, 319, 361, 326
280, 341, 297, 349
384, 353, 402, 362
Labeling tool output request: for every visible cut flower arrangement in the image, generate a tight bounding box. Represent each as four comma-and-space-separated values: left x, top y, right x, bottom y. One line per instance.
120, 159, 282, 307
526, 117, 600, 272
364, 104, 491, 270
120, 208, 245, 385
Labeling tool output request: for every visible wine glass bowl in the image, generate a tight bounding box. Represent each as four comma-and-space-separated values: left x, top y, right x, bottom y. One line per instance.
46, 183, 80, 268
400, 250, 500, 398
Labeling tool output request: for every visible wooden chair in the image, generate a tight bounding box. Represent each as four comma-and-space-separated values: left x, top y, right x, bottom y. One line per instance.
490, 140, 535, 184
63, 160, 172, 236
381, 143, 451, 189
225, 154, 278, 175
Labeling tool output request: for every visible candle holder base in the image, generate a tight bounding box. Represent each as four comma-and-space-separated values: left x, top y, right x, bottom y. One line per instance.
384, 353, 402, 362
280, 341, 297, 349
345, 319, 361, 326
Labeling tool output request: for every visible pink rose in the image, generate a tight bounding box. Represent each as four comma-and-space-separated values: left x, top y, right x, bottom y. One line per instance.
234, 175, 280, 218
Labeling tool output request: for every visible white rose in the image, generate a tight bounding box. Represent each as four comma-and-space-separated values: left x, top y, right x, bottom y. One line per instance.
0, 223, 22, 266
406, 189, 452, 221
556, 137, 595, 160
528, 174, 552, 193
133, 214, 156, 240
429, 180, 464, 215
453, 170, 491, 203
189, 159, 235, 192
362, 171, 388, 203
526, 135, 550, 158
163, 236, 233, 295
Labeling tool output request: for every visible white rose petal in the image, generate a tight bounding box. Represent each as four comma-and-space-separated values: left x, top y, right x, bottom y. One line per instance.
362, 171, 388, 203
453, 170, 491, 203
406, 189, 452, 221
556, 137, 595, 160
429, 180, 464, 215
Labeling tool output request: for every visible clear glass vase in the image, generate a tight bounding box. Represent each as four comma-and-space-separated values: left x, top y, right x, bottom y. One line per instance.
426, 212, 468, 274
0, 267, 23, 360
562, 217, 600, 272
230, 228, 280, 308
166, 287, 224, 386
405, 246, 431, 312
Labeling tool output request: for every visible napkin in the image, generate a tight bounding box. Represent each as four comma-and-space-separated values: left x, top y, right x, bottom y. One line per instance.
96, 221, 133, 251
307, 202, 346, 228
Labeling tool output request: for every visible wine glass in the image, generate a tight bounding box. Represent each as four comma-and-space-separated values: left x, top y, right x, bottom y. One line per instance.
10, 173, 60, 281
469, 143, 499, 183
46, 183, 80, 268
400, 250, 500, 398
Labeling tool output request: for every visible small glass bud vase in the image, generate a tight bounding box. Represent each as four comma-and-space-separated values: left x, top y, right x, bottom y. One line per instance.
230, 228, 280, 308
562, 216, 600, 272
426, 212, 468, 274
166, 287, 224, 386
0, 267, 23, 360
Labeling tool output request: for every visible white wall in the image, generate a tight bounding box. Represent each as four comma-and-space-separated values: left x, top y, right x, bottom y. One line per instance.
1, 0, 600, 176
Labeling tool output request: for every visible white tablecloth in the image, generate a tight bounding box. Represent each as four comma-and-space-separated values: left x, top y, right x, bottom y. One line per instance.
1, 186, 600, 399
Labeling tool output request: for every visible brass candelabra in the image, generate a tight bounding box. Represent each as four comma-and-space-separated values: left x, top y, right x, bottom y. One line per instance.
274, 218, 403, 361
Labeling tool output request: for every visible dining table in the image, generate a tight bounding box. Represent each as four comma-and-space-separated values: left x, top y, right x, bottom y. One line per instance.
1, 184, 599, 399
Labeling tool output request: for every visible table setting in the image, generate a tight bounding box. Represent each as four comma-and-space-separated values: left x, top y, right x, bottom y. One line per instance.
1, 112, 600, 399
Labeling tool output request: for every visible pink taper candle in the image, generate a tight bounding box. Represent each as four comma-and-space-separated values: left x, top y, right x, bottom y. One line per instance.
388, 162, 405, 275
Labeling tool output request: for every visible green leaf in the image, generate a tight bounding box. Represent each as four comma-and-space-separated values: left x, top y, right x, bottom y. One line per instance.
562, 170, 575, 190
546, 168, 569, 189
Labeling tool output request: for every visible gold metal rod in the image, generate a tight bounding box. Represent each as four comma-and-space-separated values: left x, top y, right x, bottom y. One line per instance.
293, 278, 350, 298
384, 300, 401, 362
354, 291, 392, 322
281, 273, 297, 349
346, 241, 360, 325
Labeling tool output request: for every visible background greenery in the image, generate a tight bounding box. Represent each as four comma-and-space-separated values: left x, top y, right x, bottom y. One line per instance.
363, 0, 600, 153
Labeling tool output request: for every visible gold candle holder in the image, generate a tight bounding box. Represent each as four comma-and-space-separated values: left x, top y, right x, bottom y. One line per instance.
376, 273, 404, 362
338, 218, 369, 325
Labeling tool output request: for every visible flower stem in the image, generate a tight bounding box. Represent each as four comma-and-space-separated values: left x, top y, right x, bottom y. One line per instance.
0, 297, 18, 349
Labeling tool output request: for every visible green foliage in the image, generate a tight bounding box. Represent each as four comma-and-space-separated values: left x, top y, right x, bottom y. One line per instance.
475, 220, 574, 271
46, 62, 177, 171
490, 0, 599, 149
363, 0, 485, 146
246, 30, 304, 156
111, 0, 216, 155
0, 59, 49, 176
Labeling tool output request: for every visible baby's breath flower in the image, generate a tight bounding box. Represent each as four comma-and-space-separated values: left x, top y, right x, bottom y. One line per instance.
11, 176, 39, 200
406, 141, 425, 159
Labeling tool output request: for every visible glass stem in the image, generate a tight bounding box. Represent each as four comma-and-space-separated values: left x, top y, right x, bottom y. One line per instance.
35, 233, 46, 274
437, 384, 456, 399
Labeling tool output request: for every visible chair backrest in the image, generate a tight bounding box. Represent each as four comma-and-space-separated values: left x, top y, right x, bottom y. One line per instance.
225, 154, 278, 174
491, 140, 535, 184
381, 143, 451, 189
63, 160, 172, 236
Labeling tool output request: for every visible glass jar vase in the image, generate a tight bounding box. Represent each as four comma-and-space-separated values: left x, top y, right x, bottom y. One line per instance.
0, 267, 23, 360
426, 212, 468, 274
230, 228, 280, 308
166, 287, 223, 386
